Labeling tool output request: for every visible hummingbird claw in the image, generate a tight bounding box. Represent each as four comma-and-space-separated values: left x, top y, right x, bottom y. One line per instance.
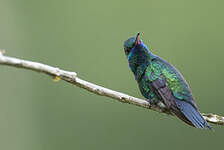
147, 98, 152, 109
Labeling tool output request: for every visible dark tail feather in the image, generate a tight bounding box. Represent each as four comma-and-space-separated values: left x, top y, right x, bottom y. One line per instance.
173, 100, 212, 130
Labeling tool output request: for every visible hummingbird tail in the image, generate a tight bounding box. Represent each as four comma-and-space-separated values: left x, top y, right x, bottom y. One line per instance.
173, 100, 212, 130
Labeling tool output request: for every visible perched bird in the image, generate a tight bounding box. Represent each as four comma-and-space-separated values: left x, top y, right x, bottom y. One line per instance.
123, 33, 212, 129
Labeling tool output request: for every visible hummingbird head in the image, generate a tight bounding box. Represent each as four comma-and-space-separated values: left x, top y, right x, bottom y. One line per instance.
123, 33, 151, 77
123, 32, 142, 57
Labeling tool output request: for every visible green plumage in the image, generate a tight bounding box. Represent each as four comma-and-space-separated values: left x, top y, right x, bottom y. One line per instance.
139, 54, 192, 103
123, 33, 211, 129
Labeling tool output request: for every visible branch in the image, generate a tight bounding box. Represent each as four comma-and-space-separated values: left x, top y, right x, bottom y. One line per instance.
0, 51, 223, 125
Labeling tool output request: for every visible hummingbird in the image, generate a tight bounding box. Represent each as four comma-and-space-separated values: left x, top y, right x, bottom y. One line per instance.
123, 33, 212, 129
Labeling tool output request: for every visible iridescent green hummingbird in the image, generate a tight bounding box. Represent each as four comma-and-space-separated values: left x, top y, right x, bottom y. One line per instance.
123, 33, 212, 129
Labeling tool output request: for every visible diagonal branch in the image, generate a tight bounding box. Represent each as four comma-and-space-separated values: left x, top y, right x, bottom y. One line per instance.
0, 51, 223, 125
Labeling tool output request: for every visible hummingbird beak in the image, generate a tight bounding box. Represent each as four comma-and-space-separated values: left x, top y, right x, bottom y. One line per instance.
134, 32, 140, 46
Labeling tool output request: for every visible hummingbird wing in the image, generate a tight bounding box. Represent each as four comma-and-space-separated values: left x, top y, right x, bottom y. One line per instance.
150, 75, 210, 129
148, 55, 197, 107
147, 55, 211, 129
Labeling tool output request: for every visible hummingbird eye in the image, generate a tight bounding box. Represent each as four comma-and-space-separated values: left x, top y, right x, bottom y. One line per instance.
125, 48, 131, 55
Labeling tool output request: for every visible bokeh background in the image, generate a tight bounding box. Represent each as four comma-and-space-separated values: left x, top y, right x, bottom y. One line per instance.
0, 0, 224, 150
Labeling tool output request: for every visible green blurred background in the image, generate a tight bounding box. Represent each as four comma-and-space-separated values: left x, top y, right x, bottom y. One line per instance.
0, 0, 223, 150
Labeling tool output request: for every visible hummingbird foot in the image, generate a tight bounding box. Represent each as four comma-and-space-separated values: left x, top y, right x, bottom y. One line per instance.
147, 98, 152, 109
